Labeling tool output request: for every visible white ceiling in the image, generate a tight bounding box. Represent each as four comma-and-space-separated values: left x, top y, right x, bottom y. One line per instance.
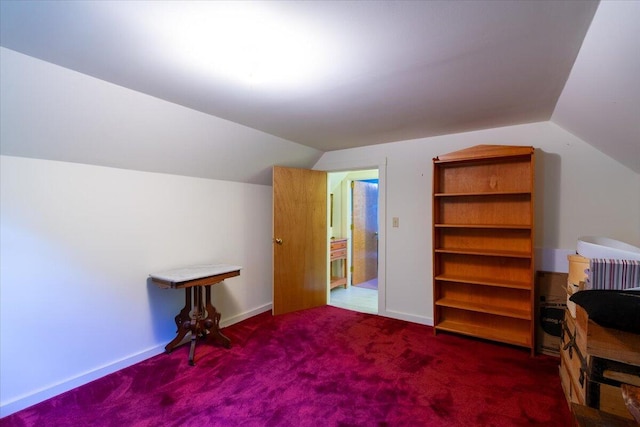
551, 0, 640, 174
1, 1, 638, 173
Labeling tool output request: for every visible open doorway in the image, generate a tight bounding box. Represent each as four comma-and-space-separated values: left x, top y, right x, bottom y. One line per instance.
328, 169, 379, 314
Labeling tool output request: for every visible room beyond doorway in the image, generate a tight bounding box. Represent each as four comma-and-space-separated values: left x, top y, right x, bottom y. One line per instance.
328, 169, 379, 314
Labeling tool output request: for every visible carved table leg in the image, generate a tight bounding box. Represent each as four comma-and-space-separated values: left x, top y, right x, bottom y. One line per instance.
164, 287, 193, 353
204, 284, 231, 348
188, 286, 204, 366
188, 334, 197, 366
163, 283, 232, 365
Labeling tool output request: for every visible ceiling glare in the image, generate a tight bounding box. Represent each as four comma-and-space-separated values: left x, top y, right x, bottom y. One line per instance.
142, 2, 336, 90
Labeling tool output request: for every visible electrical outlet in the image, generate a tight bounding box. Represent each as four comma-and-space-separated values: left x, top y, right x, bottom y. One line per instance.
392, 217, 399, 227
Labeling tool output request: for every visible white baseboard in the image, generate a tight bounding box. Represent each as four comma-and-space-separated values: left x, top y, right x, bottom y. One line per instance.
380, 309, 433, 326
0, 303, 273, 418
535, 247, 575, 273
0, 345, 165, 418
220, 303, 272, 328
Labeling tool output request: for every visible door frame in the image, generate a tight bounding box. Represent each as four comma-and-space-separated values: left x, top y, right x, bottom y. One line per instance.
321, 159, 387, 315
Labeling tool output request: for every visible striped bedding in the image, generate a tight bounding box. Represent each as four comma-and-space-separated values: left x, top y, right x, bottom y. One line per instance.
587, 258, 640, 290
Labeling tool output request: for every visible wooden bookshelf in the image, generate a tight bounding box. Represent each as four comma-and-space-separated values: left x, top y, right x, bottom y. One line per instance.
432, 145, 535, 353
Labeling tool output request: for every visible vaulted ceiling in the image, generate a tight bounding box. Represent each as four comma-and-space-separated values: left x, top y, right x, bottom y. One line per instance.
1, 1, 638, 173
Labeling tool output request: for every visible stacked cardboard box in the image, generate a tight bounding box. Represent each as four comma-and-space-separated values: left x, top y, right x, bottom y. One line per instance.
561, 303, 640, 419
567, 255, 589, 317
536, 271, 568, 356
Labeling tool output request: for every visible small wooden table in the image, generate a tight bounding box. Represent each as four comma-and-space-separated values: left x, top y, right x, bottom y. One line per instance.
150, 264, 241, 365
330, 238, 348, 289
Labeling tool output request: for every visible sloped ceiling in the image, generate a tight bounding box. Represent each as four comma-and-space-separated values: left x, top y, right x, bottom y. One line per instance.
1, 1, 637, 176
551, 0, 640, 174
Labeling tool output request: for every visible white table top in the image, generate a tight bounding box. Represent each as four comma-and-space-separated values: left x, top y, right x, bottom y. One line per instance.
149, 264, 242, 283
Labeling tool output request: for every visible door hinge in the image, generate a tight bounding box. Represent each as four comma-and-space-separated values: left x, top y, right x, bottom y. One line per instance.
350, 223, 354, 230
350, 266, 354, 272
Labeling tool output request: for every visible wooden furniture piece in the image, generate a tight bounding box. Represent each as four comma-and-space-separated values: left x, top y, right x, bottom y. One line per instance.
330, 238, 348, 289
622, 384, 640, 423
571, 403, 638, 427
432, 145, 535, 353
150, 264, 241, 366
561, 304, 640, 420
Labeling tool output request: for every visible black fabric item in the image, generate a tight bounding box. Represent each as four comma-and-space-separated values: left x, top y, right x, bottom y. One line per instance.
569, 290, 640, 333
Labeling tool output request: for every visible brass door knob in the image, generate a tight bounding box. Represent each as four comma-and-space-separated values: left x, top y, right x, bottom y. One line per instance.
274, 238, 283, 245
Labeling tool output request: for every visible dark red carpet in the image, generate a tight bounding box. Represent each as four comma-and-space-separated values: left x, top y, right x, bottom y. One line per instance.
1, 306, 571, 426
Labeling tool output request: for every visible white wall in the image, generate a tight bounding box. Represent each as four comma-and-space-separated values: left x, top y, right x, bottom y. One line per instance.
0, 156, 273, 416
328, 172, 348, 239
551, 0, 640, 174
315, 121, 640, 325
0, 47, 322, 186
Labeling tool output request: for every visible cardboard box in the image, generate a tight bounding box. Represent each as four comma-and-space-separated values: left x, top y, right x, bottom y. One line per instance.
568, 254, 589, 288
567, 254, 589, 317
536, 271, 568, 356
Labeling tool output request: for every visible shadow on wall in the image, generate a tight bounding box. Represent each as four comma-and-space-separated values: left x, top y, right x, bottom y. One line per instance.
146, 278, 185, 343
146, 277, 244, 345
535, 149, 562, 249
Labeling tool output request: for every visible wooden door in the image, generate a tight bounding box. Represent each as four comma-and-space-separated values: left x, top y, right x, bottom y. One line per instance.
352, 181, 378, 285
273, 166, 327, 315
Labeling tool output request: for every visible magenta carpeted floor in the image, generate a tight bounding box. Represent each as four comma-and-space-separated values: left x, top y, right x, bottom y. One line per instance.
1, 306, 571, 426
